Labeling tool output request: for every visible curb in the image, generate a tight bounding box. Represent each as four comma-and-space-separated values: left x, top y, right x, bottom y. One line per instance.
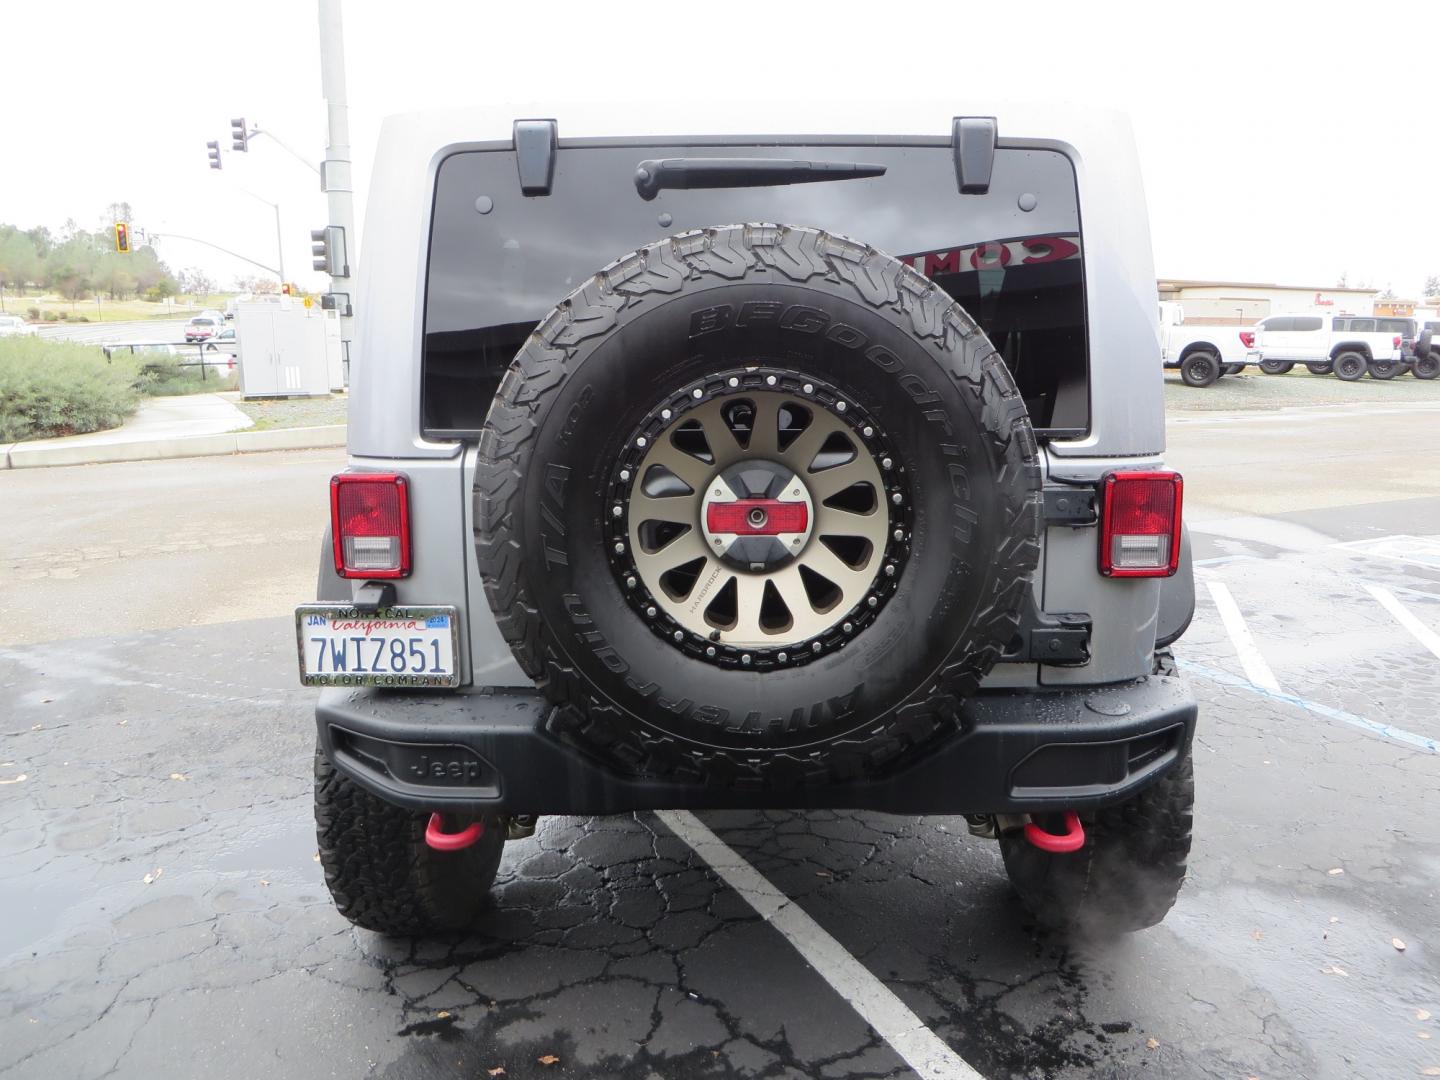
3, 425, 346, 470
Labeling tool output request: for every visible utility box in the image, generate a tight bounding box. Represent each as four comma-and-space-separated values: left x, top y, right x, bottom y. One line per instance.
235, 298, 334, 398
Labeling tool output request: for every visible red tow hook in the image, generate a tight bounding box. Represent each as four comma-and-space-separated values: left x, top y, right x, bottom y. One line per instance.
424, 813, 484, 852
1023, 811, 1085, 854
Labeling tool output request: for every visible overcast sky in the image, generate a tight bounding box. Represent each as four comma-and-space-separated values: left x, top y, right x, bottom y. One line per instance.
4, 0, 1436, 296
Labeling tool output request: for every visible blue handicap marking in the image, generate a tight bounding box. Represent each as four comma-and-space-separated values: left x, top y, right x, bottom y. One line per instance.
425, 615, 450, 629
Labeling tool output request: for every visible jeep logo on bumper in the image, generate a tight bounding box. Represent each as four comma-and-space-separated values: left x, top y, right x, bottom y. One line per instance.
407, 753, 486, 784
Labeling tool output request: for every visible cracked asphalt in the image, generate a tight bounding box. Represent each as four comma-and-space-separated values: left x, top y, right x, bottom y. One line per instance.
3, 401, 1440, 1080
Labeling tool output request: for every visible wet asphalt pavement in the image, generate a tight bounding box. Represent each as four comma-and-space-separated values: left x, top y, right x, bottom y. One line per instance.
4, 404, 1440, 1080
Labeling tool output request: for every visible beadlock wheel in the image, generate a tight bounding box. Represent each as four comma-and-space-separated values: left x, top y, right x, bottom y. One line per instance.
610, 372, 909, 668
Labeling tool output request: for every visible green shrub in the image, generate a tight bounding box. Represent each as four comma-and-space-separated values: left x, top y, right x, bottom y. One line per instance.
42, 310, 58, 322
0, 337, 140, 441
133, 354, 236, 396
25, 306, 39, 321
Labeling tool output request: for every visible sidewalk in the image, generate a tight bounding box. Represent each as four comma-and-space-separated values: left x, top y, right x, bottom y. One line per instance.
1, 393, 345, 469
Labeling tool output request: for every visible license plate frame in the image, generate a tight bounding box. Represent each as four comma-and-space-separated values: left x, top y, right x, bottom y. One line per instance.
295, 604, 460, 688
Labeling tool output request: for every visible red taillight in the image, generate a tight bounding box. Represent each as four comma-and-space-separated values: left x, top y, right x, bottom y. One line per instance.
1099, 472, 1182, 578
330, 473, 411, 578
1394, 335, 1402, 348
1239, 331, 1255, 348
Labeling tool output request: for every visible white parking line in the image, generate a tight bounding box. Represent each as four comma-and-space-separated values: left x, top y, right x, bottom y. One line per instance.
657, 809, 983, 1080
1204, 579, 1282, 692
1364, 584, 1440, 661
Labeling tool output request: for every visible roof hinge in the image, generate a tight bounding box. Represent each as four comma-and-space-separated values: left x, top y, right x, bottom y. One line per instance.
952, 116, 997, 195
513, 118, 558, 197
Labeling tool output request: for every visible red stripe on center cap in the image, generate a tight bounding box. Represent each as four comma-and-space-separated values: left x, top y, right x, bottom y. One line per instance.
706, 499, 808, 536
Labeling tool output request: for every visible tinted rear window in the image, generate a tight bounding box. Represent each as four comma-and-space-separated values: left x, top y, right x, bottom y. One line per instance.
424, 141, 1088, 439
1265, 317, 1294, 332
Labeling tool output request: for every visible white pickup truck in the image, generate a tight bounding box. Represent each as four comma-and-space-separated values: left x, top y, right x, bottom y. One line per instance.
1248, 313, 1403, 381
1158, 301, 1253, 387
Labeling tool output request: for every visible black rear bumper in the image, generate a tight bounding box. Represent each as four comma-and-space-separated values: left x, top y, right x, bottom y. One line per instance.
315, 671, 1197, 817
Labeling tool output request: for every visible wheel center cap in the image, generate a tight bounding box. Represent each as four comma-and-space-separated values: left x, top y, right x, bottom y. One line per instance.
701, 460, 814, 571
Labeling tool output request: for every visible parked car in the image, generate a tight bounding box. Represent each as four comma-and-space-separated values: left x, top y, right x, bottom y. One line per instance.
202, 327, 239, 355
0, 314, 36, 337
1248, 313, 1402, 381
183, 316, 221, 342
1415, 321, 1440, 380
1158, 301, 1252, 387
297, 105, 1198, 939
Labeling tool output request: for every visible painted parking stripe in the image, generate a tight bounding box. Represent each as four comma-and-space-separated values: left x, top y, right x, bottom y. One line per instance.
657, 809, 983, 1080
1204, 580, 1282, 692
1180, 660, 1438, 754
1364, 584, 1440, 661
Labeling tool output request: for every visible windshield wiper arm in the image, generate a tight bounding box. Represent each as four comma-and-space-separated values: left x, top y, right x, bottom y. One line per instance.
633, 158, 886, 201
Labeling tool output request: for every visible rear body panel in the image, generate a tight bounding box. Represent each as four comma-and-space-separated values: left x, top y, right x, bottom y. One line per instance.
340, 102, 1171, 693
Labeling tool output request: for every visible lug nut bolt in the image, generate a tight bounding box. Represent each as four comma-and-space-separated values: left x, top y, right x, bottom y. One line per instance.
893, 528, 903, 541
766, 375, 777, 386
612, 505, 623, 517
881, 457, 892, 469
836, 401, 847, 412
619, 469, 631, 482
863, 425, 873, 437
884, 564, 896, 577
673, 630, 683, 642
741, 654, 751, 665
626, 575, 637, 588
728, 376, 739, 387
891, 492, 902, 505
692, 388, 704, 399
811, 641, 822, 652
646, 606, 657, 617
636, 436, 647, 448
802, 383, 814, 394
706, 646, 716, 657
614, 542, 625, 554
661, 409, 671, 420
778, 651, 788, 662
843, 622, 853, 634
867, 595, 878, 608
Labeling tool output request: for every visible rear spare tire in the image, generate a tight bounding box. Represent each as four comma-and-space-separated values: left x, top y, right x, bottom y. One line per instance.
1179, 351, 1220, 387
475, 224, 1042, 785
1334, 350, 1368, 381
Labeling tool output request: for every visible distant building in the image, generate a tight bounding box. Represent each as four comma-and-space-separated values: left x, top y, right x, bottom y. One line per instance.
1156, 278, 1380, 325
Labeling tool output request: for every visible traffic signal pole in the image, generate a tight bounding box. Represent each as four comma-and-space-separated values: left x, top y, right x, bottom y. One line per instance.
318, 0, 357, 370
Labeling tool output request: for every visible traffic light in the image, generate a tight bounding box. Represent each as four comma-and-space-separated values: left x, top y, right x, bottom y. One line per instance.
114, 223, 130, 254
206, 141, 222, 170
230, 118, 248, 152
310, 226, 346, 275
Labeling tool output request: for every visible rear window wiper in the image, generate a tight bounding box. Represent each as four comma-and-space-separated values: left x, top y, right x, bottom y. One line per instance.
633, 157, 886, 201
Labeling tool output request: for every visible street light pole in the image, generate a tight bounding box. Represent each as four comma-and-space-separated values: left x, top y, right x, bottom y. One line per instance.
318, 0, 357, 368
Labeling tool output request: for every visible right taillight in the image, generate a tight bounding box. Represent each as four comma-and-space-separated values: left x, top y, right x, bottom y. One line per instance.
1239, 331, 1255, 348
330, 473, 411, 578
1099, 471, 1183, 577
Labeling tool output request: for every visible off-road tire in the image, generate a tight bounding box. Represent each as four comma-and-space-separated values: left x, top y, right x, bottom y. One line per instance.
1414, 355, 1439, 380
1258, 358, 1294, 375
1368, 357, 1400, 380
1221, 362, 1244, 376
314, 747, 504, 935
1333, 350, 1368, 382
1305, 362, 1333, 376
1000, 754, 1194, 934
475, 223, 1041, 786
1180, 351, 1221, 387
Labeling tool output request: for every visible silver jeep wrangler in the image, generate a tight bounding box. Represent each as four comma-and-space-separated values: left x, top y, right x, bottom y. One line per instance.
298, 102, 1198, 936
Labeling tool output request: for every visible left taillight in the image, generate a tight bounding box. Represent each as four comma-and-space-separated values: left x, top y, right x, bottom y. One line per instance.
330, 473, 411, 578
1099, 471, 1183, 578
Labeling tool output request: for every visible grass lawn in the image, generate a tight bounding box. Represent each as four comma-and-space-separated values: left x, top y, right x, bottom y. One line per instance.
0, 293, 236, 324
231, 393, 347, 430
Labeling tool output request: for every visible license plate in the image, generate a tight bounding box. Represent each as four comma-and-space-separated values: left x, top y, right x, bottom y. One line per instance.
296, 605, 459, 687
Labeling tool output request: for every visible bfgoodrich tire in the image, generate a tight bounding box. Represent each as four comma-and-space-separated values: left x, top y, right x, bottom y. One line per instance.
314, 748, 504, 935
1000, 755, 1194, 934
476, 224, 1042, 786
